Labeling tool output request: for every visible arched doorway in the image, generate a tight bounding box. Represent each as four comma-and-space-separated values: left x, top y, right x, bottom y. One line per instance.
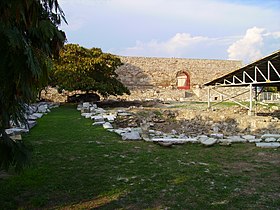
176, 71, 190, 90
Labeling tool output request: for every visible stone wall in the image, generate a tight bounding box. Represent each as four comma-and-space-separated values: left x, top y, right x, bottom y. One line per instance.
41, 56, 244, 102
113, 56, 242, 101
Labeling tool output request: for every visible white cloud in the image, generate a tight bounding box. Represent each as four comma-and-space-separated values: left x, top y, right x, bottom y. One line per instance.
113, 32, 244, 59
118, 33, 213, 58
58, 0, 280, 61
114, 28, 280, 62
227, 27, 280, 63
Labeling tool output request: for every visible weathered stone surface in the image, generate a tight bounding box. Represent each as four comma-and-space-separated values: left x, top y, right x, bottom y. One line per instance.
227, 136, 247, 143
91, 104, 98, 109
92, 121, 105, 126
80, 107, 90, 113
82, 102, 90, 108
264, 137, 277, 142
81, 113, 93, 118
38, 105, 48, 113
256, 142, 280, 148
103, 114, 116, 122
210, 133, 224, 139
77, 104, 82, 110
103, 122, 113, 129
117, 112, 132, 116
248, 139, 262, 143
201, 138, 217, 146
219, 140, 232, 146
111, 129, 126, 135
26, 105, 37, 114
31, 113, 44, 119
242, 135, 256, 140
121, 131, 142, 140
211, 123, 220, 133
90, 107, 96, 113
152, 137, 198, 144
27, 120, 37, 129
95, 108, 106, 114
261, 134, 280, 140
158, 142, 173, 147
197, 135, 208, 142
10, 134, 22, 141
91, 115, 104, 122
5, 128, 29, 135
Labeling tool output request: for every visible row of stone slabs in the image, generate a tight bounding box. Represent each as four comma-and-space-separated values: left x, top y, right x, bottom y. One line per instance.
4, 102, 59, 140
78, 102, 280, 149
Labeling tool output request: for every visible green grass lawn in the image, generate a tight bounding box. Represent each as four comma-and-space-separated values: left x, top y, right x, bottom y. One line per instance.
0, 104, 279, 209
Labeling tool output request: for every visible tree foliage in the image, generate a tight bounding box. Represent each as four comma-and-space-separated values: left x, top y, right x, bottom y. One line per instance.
0, 0, 66, 172
50, 44, 130, 97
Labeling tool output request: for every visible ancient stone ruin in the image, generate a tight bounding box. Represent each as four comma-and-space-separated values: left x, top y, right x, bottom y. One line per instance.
114, 56, 243, 101
41, 56, 244, 103
78, 102, 280, 149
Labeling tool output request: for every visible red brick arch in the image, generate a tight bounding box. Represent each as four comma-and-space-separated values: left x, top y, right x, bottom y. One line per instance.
176, 71, 190, 90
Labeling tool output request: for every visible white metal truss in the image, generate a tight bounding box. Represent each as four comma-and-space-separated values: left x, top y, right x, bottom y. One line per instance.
205, 51, 280, 116
217, 60, 280, 86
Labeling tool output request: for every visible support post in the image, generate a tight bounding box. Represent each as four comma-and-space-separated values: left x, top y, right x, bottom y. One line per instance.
254, 86, 258, 115
249, 84, 253, 116
207, 87, 211, 109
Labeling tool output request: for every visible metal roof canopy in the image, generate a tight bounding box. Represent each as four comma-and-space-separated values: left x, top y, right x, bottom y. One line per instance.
204, 50, 280, 115
204, 50, 280, 87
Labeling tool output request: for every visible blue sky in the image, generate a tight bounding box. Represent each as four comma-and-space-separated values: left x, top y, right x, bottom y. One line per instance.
59, 0, 280, 64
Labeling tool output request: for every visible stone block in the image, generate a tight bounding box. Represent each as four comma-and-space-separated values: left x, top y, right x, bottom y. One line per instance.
5, 128, 29, 135
95, 108, 106, 114
77, 104, 82, 110
201, 138, 217, 146
118, 112, 132, 116
91, 115, 104, 122
112, 129, 127, 135
38, 105, 48, 113
264, 137, 277, 142
210, 133, 224, 139
81, 113, 92, 118
27, 120, 37, 129
10, 134, 22, 141
103, 122, 113, 129
82, 102, 90, 108
248, 139, 262, 143
92, 121, 105, 126
31, 113, 44, 119
152, 137, 198, 144
219, 140, 232, 146
261, 134, 280, 140
256, 142, 280, 148
242, 135, 256, 140
103, 114, 116, 122
227, 136, 247, 143
90, 107, 96, 113
121, 131, 142, 140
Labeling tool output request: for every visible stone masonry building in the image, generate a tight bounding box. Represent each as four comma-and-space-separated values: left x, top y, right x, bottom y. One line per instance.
114, 56, 242, 101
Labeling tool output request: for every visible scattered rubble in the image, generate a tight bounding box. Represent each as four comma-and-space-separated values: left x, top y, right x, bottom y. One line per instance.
78, 102, 280, 149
